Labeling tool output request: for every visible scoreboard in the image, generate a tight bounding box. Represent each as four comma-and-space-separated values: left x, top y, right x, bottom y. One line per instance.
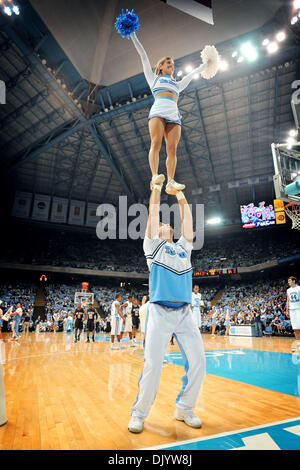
193, 268, 237, 277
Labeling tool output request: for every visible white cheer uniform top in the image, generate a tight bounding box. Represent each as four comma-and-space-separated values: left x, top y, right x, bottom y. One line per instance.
130, 33, 207, 97
143, 235, 193, 307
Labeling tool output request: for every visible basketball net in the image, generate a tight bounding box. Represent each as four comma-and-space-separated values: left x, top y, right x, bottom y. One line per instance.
284, 203, 300, 230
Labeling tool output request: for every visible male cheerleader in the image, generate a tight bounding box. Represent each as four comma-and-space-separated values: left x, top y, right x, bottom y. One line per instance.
110, 294, 125, 350
74, 303, 85, 342
191, 285, 202, 330
85, 303, 97, 343
286, 276, 300, 353
128, 178, 206, 433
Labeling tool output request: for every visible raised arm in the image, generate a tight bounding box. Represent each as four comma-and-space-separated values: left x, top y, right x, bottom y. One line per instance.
145, 183, 162, 239
177, 63, 207, 93
130, 32, 156, 88
176, 191, 193, 244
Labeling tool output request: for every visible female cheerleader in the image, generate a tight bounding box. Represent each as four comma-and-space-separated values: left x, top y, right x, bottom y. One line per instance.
115, 10, 219, 194
130, 33, 218, 194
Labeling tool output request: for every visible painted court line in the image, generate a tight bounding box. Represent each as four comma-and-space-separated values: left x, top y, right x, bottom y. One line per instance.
142, 417, 300, 450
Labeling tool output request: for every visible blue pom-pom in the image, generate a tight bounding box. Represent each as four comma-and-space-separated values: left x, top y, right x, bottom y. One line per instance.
115, 9, 140, 38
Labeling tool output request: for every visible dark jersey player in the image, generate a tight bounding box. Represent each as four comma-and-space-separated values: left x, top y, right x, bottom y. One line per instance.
74, 304, 85, 343
85, 304, 97, 343
131, 297, 140, 343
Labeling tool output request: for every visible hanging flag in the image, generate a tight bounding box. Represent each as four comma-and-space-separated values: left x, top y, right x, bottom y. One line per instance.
161, 0, 214, 25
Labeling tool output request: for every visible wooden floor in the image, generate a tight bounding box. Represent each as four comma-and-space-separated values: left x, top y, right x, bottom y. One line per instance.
0, 331, 300, 450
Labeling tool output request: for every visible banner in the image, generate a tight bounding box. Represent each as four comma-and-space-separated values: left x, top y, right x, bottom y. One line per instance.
68, 200, 86, 226
31, 194, 51, 221
50, 197, 68, 224
12, 192, 32, 219
209, 184, 220, 192
85, 203, 100, 227
161, 0, 214, 25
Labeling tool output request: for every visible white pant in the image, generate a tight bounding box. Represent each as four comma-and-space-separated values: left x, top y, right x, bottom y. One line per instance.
123, 316, 132, 333
191, 307, 201, 328
131, 303, 206, 419
290, 309, 300, 330
111, 316, 122, 336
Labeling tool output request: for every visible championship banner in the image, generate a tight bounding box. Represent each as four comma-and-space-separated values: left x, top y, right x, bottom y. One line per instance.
85, 203, 100, 228
161, 0, 214, 25
68, 200, 86, 226
50, 197, 68, 224
31, 194, 51, 221
12, 191, 32, 219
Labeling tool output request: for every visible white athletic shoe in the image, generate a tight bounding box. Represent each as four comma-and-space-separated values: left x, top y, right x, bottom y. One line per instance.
111, 344, 119, 350
152, 174, 165, 186
119, 344, 126, 349
165, 179, 185, 194
174, 408, 202, 428
128, 416, 144, 433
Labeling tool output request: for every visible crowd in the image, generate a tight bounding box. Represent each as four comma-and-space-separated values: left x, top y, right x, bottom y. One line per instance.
200, 279, 293, 337
1, 225, 299, 274
0, 278, 295, 339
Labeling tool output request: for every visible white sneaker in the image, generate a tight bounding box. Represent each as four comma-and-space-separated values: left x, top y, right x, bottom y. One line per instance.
110, 344, 119, 350
152, 174, 165, 185
119, 344, 126, 349
128, 416, 144, 433
174, 408, 202, 428
165, 179, 185, 194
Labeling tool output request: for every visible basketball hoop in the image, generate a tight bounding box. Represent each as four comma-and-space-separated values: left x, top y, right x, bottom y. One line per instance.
284, 203, 300, 230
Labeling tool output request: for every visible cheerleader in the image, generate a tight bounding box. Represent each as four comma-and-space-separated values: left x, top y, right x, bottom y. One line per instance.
115, 10, 219, 194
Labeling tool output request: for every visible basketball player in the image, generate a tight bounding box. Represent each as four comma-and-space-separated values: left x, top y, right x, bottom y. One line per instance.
128, 178, 206, 434
110, 294, 125, 350
120, 296, 135, 347
85, 303, 97, 343
74, 303, 85, 343
286, 276, 300, 353
191, 285, 202, 330
131, 297, 140, 343
211, 307, 218, 336
53, 311, 59, 333
11, 303, 22, 340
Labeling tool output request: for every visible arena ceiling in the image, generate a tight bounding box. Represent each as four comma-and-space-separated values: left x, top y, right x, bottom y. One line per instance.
0, 0, 299, 224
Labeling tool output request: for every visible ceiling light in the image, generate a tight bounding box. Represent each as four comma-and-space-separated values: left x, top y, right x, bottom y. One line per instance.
219, 60, 229, 71
289, 129, 297, 137
262, 38, 269, 46
185, 65, 193, 73
276, 31, 286, 42
207, 217, 222, 225
267, 42, 278, 53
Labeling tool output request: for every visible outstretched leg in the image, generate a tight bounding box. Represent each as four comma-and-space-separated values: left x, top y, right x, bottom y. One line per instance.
148, 117, 165, 181
164, 123, 185, 194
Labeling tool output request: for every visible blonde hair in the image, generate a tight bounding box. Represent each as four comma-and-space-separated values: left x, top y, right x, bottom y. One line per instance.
154, 56, 175, 80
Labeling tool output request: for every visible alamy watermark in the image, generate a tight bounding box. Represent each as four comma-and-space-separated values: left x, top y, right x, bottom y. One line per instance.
0, 80, 6, 105
95, 196, 205, 250
292, 80, 300, 105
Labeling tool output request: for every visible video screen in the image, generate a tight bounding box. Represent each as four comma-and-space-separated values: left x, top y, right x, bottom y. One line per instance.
240, 201, 276, 229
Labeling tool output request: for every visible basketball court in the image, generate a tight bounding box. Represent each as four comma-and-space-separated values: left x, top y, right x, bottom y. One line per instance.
0, 331, 300, 450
